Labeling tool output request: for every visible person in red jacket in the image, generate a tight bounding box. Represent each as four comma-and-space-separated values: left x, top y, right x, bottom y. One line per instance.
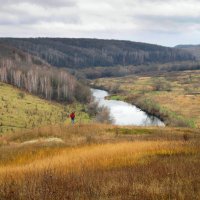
70, 112, 75, 124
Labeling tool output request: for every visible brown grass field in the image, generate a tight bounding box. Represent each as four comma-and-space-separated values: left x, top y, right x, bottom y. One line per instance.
0, 123, 199, 200
92, 70, 200, 128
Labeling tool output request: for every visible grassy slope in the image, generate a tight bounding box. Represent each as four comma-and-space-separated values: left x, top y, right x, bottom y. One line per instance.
92, 70, 200, 128
0, 82, 90, 134
0, 124, 199, 199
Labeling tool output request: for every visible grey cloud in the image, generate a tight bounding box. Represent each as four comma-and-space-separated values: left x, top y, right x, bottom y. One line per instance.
136, 14, 200, 24
133, 14, 200, 33
0, 0, 200, 46
0, 0, 76, 8
0, 0, 79, 26
0, 15, 80, 26
132, 0, 197, 3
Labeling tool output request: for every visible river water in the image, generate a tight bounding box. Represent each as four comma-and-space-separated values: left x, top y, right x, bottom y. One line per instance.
92, 89, 165, 127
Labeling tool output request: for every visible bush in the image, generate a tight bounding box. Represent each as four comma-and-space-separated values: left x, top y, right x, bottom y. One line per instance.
153, 78, 172, 91
74, 83, 91, 103
95, 106, 113, 124
87, 98, 113, 124
87, 100, 99, 117
18, 92, 25, 99
110, 83, 120, 94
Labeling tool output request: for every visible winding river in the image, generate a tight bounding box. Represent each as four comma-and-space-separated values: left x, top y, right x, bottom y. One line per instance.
92, 89, 165, 127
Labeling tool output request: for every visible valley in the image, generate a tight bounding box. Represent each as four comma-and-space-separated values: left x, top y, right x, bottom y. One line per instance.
0, 38, 199, 200
1, 0, 200, 198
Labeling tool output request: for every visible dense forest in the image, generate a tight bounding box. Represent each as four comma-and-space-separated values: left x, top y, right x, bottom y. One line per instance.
176, 44, 200, 61
0, 44, 90, 103
0, 38, 195, 69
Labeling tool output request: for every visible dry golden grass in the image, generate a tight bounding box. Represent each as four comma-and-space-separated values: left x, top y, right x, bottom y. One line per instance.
0, 124, 199, 199
0, 141, 199, 199
0, 141, 194, 173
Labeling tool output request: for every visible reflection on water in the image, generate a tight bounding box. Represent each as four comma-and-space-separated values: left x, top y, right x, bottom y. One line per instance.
92, 89, 165, 127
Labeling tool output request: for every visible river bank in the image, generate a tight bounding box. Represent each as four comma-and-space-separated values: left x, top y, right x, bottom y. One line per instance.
90, 71, 200, 128
90, 83, 168, 126
91, 88, 165, 126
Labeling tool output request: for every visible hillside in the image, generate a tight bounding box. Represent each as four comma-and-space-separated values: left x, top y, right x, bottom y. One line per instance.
0, 38, 195, 68
0, 44, 90, 102
176, 44, 200, 60
0, 82, 90, 134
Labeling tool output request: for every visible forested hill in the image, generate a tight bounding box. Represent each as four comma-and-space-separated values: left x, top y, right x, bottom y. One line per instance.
175, 44, 200, 61
0, 38, 195, 68
0, 44, 90, 103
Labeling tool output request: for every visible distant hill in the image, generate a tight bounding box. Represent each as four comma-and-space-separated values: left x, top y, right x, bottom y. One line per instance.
175, 44, 200, 48
175, 44, 200, 60
0, 38, 195, 69
0, 44, 90, 102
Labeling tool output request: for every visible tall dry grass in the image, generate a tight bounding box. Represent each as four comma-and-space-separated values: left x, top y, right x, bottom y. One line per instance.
0, 138, 199, 200
0, 124, 199, 199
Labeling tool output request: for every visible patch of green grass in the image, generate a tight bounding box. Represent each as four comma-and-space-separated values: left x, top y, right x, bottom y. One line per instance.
167, 110, 196, 128
0, 83, 90, 134
108, 95, 125, 101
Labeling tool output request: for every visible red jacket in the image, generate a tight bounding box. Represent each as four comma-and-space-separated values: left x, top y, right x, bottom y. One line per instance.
70, 113, 75, 119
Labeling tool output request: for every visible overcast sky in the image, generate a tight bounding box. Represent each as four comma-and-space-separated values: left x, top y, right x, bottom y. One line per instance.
0, 0, 200, 46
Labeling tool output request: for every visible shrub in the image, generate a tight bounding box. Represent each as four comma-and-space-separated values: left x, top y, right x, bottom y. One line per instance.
110, 83, 121, 94
87, 98, 113, 124
18, 92, 25, 99
87, 100, 99, 117
74, 83, 91, 103
153, 78, 172, 91
95, 106, 113, 124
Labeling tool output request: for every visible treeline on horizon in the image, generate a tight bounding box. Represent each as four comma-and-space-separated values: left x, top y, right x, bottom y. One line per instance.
77, 61, 200, 79
0, 45, 90, 103
0, 38, 195, 69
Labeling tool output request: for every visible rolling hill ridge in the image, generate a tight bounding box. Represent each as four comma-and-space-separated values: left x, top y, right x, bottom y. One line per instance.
0, 38, 195, 68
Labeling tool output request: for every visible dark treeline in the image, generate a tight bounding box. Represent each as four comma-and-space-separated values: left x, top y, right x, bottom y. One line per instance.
0, 38, 195, 69
76, 61, 200, 79
176, 44, 200, 61
0, 44, 90, 103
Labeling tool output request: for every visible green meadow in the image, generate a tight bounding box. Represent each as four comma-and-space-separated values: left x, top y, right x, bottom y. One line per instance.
0, 82, 90, 134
